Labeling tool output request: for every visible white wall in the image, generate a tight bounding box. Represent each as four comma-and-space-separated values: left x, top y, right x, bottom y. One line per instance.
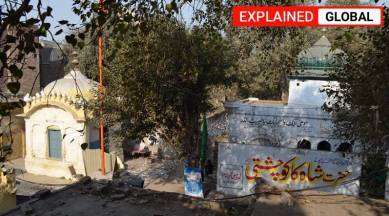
24, 106, 87, 179
217, 143, 361, 196
221, 77, 346, 151
288, 79, 338, 107
225, 101, 344, 151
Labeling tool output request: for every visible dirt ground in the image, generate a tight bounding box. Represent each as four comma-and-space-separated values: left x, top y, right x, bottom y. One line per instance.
4, 180, 221, 216
125, 157, 185, 194
3, 157, 388, 216
3, 179, 388, 216
120, 157, 389, 216
250, 193, 388, 216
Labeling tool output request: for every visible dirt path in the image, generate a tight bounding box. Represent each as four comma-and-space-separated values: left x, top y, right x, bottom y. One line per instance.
6, 157, 387, 216
120, 157, 388, 216
125, 157, 185, 194
4, 177, 389, 216
250, 194, 388, 216
5, 181, 220, 216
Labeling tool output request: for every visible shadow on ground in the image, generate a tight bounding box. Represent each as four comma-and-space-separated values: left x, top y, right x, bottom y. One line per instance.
3, 176, 389, 216
2, 177, 307, 216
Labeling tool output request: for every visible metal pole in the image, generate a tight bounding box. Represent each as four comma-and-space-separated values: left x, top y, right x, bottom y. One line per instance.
98, 0, 105, 175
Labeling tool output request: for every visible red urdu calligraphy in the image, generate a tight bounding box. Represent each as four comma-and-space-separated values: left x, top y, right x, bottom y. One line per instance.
245, 156, 352, 186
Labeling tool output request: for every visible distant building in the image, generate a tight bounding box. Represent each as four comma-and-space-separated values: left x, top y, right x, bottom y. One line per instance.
39, 40, 66, 88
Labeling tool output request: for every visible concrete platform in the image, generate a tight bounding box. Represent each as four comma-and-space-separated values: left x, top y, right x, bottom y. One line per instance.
16, 173, 72, 186
6, 158, 73, 186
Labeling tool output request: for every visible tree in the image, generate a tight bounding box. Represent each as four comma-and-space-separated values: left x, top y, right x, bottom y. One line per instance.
79, 16, 233, 159
0, 0, 55, 161
227, 28, 319, 99
0, 0, 52, 100
324, 8, 389, 197
326, 10, 389, 154
201, 0, 319, 100
0, 0, 211, 161
326, 0, 362, 5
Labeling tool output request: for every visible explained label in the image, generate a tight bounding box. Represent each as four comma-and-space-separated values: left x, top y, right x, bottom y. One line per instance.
232, 6, 383, 27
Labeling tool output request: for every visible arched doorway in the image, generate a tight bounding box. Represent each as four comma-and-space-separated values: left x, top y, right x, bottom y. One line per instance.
297, 139, 311, 149
336, 142, 352, 153
317, 141, 331, 151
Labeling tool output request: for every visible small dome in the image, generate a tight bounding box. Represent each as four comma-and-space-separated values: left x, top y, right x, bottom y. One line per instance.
297, 36, 345, 62
43, 70, 98, 99
298, 36, 332, 61
295, 36, 345, 78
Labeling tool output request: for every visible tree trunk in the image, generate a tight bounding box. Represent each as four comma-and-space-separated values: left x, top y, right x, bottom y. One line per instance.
181, 99, 200, 166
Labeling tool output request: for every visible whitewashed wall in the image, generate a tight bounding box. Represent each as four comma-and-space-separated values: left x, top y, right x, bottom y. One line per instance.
24, 106, 87, 179
288, 79, 338, 107
217, 143, 361, 196
225, 101, 344, 150
218, 77, 347, 151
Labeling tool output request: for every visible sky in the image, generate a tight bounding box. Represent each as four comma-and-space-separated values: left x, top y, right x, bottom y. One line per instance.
1, 0, 388, 42
1, 0, 192, 41
29, 0, 81, 42
0, 0, 81, 42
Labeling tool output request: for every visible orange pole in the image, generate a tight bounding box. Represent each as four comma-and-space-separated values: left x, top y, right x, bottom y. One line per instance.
98, 0, 105, 175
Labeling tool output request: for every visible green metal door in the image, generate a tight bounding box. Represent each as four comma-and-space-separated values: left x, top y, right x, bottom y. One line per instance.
48, 129, 62, 159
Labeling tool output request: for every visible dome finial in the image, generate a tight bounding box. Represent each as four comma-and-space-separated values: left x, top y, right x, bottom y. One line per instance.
71, 51, 79, 70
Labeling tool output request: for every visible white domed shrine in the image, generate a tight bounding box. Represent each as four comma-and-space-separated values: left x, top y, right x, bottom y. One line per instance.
20, 69, 101, 179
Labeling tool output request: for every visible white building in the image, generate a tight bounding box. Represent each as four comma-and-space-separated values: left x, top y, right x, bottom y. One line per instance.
213, 36, 362, 196
210, 36, 351, 152
20, 70, 100, 179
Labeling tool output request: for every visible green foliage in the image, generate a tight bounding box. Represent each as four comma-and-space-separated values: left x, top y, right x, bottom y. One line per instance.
0, 0, 203, 162
323, 9, 389, 197
202, 1, 319, 100
65, 0, 197, 48
325, 9, 389, 153
326, 0, 361, 5
0, 0, 52, 100
2, 0, 385, 166
228, 28, 317, 99
360, 154, 386, 198
6, 82, 20, 95
81, 17, 233, 158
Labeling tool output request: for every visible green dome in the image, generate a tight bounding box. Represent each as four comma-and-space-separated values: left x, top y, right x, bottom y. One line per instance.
295, 36, 343, 78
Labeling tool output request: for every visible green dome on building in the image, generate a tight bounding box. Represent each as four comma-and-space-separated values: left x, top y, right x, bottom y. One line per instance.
294, 36, 343, 79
